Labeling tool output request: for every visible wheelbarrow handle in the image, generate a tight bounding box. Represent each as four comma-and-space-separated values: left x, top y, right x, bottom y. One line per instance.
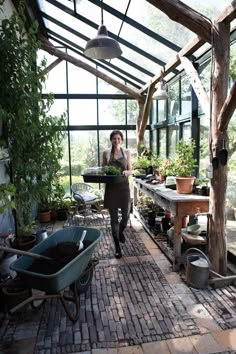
0, 245, 53, 262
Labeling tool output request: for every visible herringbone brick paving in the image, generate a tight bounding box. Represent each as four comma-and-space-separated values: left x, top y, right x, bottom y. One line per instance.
0, 216, 236, 353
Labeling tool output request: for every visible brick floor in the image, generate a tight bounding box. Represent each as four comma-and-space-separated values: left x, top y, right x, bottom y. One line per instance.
0, 216, 236, 354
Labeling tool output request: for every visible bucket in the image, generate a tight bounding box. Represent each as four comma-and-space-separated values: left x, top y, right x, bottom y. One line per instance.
184, 248, 210, 289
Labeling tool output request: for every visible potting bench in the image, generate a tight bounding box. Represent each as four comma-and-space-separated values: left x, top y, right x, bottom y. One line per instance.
133, 178, 209, 271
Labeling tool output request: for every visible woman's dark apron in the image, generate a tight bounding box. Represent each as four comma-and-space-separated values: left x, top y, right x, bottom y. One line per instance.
104, 148, 130, 209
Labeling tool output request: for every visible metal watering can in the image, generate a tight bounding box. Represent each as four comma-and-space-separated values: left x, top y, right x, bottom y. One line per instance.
184, 248, 210, 289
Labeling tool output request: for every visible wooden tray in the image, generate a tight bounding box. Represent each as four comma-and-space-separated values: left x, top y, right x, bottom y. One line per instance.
82, 174, 125, 183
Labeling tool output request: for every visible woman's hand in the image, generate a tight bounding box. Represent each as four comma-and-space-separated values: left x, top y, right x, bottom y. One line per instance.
123, 170, 132, 177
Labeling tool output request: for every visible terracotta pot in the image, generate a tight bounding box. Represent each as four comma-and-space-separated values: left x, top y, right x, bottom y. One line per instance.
38, 210, 51, 223
176, 176, 195, 194
2, 277, 31, 311
57, 208, 68, 221
18, 235, 36, 251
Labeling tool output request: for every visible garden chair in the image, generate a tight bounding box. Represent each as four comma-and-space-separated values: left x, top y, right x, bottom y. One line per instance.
71, 183, 107, 228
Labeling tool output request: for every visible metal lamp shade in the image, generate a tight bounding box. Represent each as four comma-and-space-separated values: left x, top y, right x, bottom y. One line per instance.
84, 25, 122, 60
153, 81, 169, 100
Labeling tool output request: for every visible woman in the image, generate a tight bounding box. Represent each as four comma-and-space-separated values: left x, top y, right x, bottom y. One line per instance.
102, 130, 132, 258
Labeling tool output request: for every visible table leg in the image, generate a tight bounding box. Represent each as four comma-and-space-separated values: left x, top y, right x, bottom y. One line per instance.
173, 216, 182, 271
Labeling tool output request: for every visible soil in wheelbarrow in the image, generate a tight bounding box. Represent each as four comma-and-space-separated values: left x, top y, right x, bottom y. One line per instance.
27, 240, 93, 275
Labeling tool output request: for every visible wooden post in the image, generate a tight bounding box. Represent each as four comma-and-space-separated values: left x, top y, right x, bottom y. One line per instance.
208, 20, 230, 275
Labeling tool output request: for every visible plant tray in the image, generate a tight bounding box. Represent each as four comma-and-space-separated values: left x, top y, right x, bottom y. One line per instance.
82, 174, 126, 183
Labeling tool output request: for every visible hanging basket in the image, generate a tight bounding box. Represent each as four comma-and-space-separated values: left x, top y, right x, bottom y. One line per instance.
176, 176, 195, 194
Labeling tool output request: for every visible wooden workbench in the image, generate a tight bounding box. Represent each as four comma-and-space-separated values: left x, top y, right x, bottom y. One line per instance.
133, 178, 209, 271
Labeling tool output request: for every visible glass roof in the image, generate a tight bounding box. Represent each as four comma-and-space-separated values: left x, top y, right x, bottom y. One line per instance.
35, 0, 235, 92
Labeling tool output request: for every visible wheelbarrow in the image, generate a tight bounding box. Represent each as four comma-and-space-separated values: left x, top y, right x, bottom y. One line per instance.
5, 226, 102, 321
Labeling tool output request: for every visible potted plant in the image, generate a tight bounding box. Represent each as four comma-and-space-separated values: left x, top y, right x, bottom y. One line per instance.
132, 155, 154, 175
0, 3, 65, 233
16, 221, 37, 251
194, 177, 210, 196
174, 139, 197, 194
56, 198, 72, 221
159, 158, 176, 180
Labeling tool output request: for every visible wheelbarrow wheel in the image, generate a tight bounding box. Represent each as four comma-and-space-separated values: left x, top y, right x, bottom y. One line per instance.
70, 265, 94, 294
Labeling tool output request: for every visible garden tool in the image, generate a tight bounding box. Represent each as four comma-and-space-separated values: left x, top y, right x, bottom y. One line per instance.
212, 145, 219, 170
219, 138, 228, 166
77, 230, 87, 251
0, 245, 54, 263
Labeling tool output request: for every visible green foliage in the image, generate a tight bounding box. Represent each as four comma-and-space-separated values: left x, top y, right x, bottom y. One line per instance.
17, 220, 36, 238
174, 139, 196, 177
132, 156, 152, 170
226, 176, 236, 208
104, 165, 121, 175
230, 47, 236, 80
159, 158, 176, 177
0, 1, 66, 229
0, 183, 16, 213
158, 139, 196, 177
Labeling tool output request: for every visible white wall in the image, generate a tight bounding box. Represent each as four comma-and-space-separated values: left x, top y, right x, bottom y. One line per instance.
0, 0, 15, 20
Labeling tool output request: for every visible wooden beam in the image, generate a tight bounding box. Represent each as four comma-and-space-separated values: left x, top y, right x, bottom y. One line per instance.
208, 20, 230, 275
137, 83, 156, 152
146, 0, 211, 43
214, 0, 236, 24
218, 80, 236, 132
179, 56, 210, 117
140, 2, 235, 96
136, 99, 145, 154
42, 58, 63, 76
140, 35, 204, 94
39, 36, 145, 102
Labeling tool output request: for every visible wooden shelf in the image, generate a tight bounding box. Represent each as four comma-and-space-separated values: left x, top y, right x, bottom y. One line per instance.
133, 207, 174, 264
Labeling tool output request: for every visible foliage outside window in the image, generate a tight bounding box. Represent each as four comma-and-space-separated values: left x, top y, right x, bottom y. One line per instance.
99, 100, 126, 125
181, 122, 191, 141
168, 125, 178, 156
168, 80, 180, 118
157, 100, 167, 123
181, 76, 192, 117
127, 100, 137, 125
158, 128, 167, 157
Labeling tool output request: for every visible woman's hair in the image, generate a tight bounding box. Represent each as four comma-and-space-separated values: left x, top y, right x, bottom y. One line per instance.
110, 130, 123, 141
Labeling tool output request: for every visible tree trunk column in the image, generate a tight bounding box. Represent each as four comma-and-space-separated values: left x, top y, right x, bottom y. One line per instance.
208, 20, 230, 275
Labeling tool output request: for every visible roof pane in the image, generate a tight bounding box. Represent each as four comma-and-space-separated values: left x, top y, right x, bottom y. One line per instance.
120, 22, 177, 64
127, 0, 194, 47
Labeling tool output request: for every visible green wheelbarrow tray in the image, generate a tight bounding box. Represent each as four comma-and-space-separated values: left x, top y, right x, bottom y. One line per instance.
10, 226, 102, 294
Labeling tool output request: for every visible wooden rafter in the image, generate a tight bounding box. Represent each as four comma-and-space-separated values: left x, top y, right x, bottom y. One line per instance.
214, 0, 236, 23
218, 80, 236, 132
42, 58, 63, 76
137, 83, 156, 152
146, 0, 211, 43
140, 35, 205, 94
39, 35, 145, 102
140, 1, 236, 95
179, 56, 210, 117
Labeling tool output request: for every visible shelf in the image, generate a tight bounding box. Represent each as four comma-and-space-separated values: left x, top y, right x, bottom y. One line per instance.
133, 207, 174, 264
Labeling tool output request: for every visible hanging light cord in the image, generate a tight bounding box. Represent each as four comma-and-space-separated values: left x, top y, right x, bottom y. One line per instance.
101, 0, 104, 25
117, 0, 131, 39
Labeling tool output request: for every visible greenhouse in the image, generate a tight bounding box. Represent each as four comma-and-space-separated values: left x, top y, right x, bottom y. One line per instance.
0, 0, 236, 353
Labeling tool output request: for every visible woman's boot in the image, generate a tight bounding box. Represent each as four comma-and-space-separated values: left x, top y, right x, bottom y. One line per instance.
113, 235, 122, 258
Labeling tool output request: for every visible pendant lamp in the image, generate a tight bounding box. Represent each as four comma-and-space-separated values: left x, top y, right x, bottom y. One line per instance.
153, 80, 169, 100
84, 1, 122, 60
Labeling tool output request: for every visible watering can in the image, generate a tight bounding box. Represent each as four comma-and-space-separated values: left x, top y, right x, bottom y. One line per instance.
184, 248, 210, 289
